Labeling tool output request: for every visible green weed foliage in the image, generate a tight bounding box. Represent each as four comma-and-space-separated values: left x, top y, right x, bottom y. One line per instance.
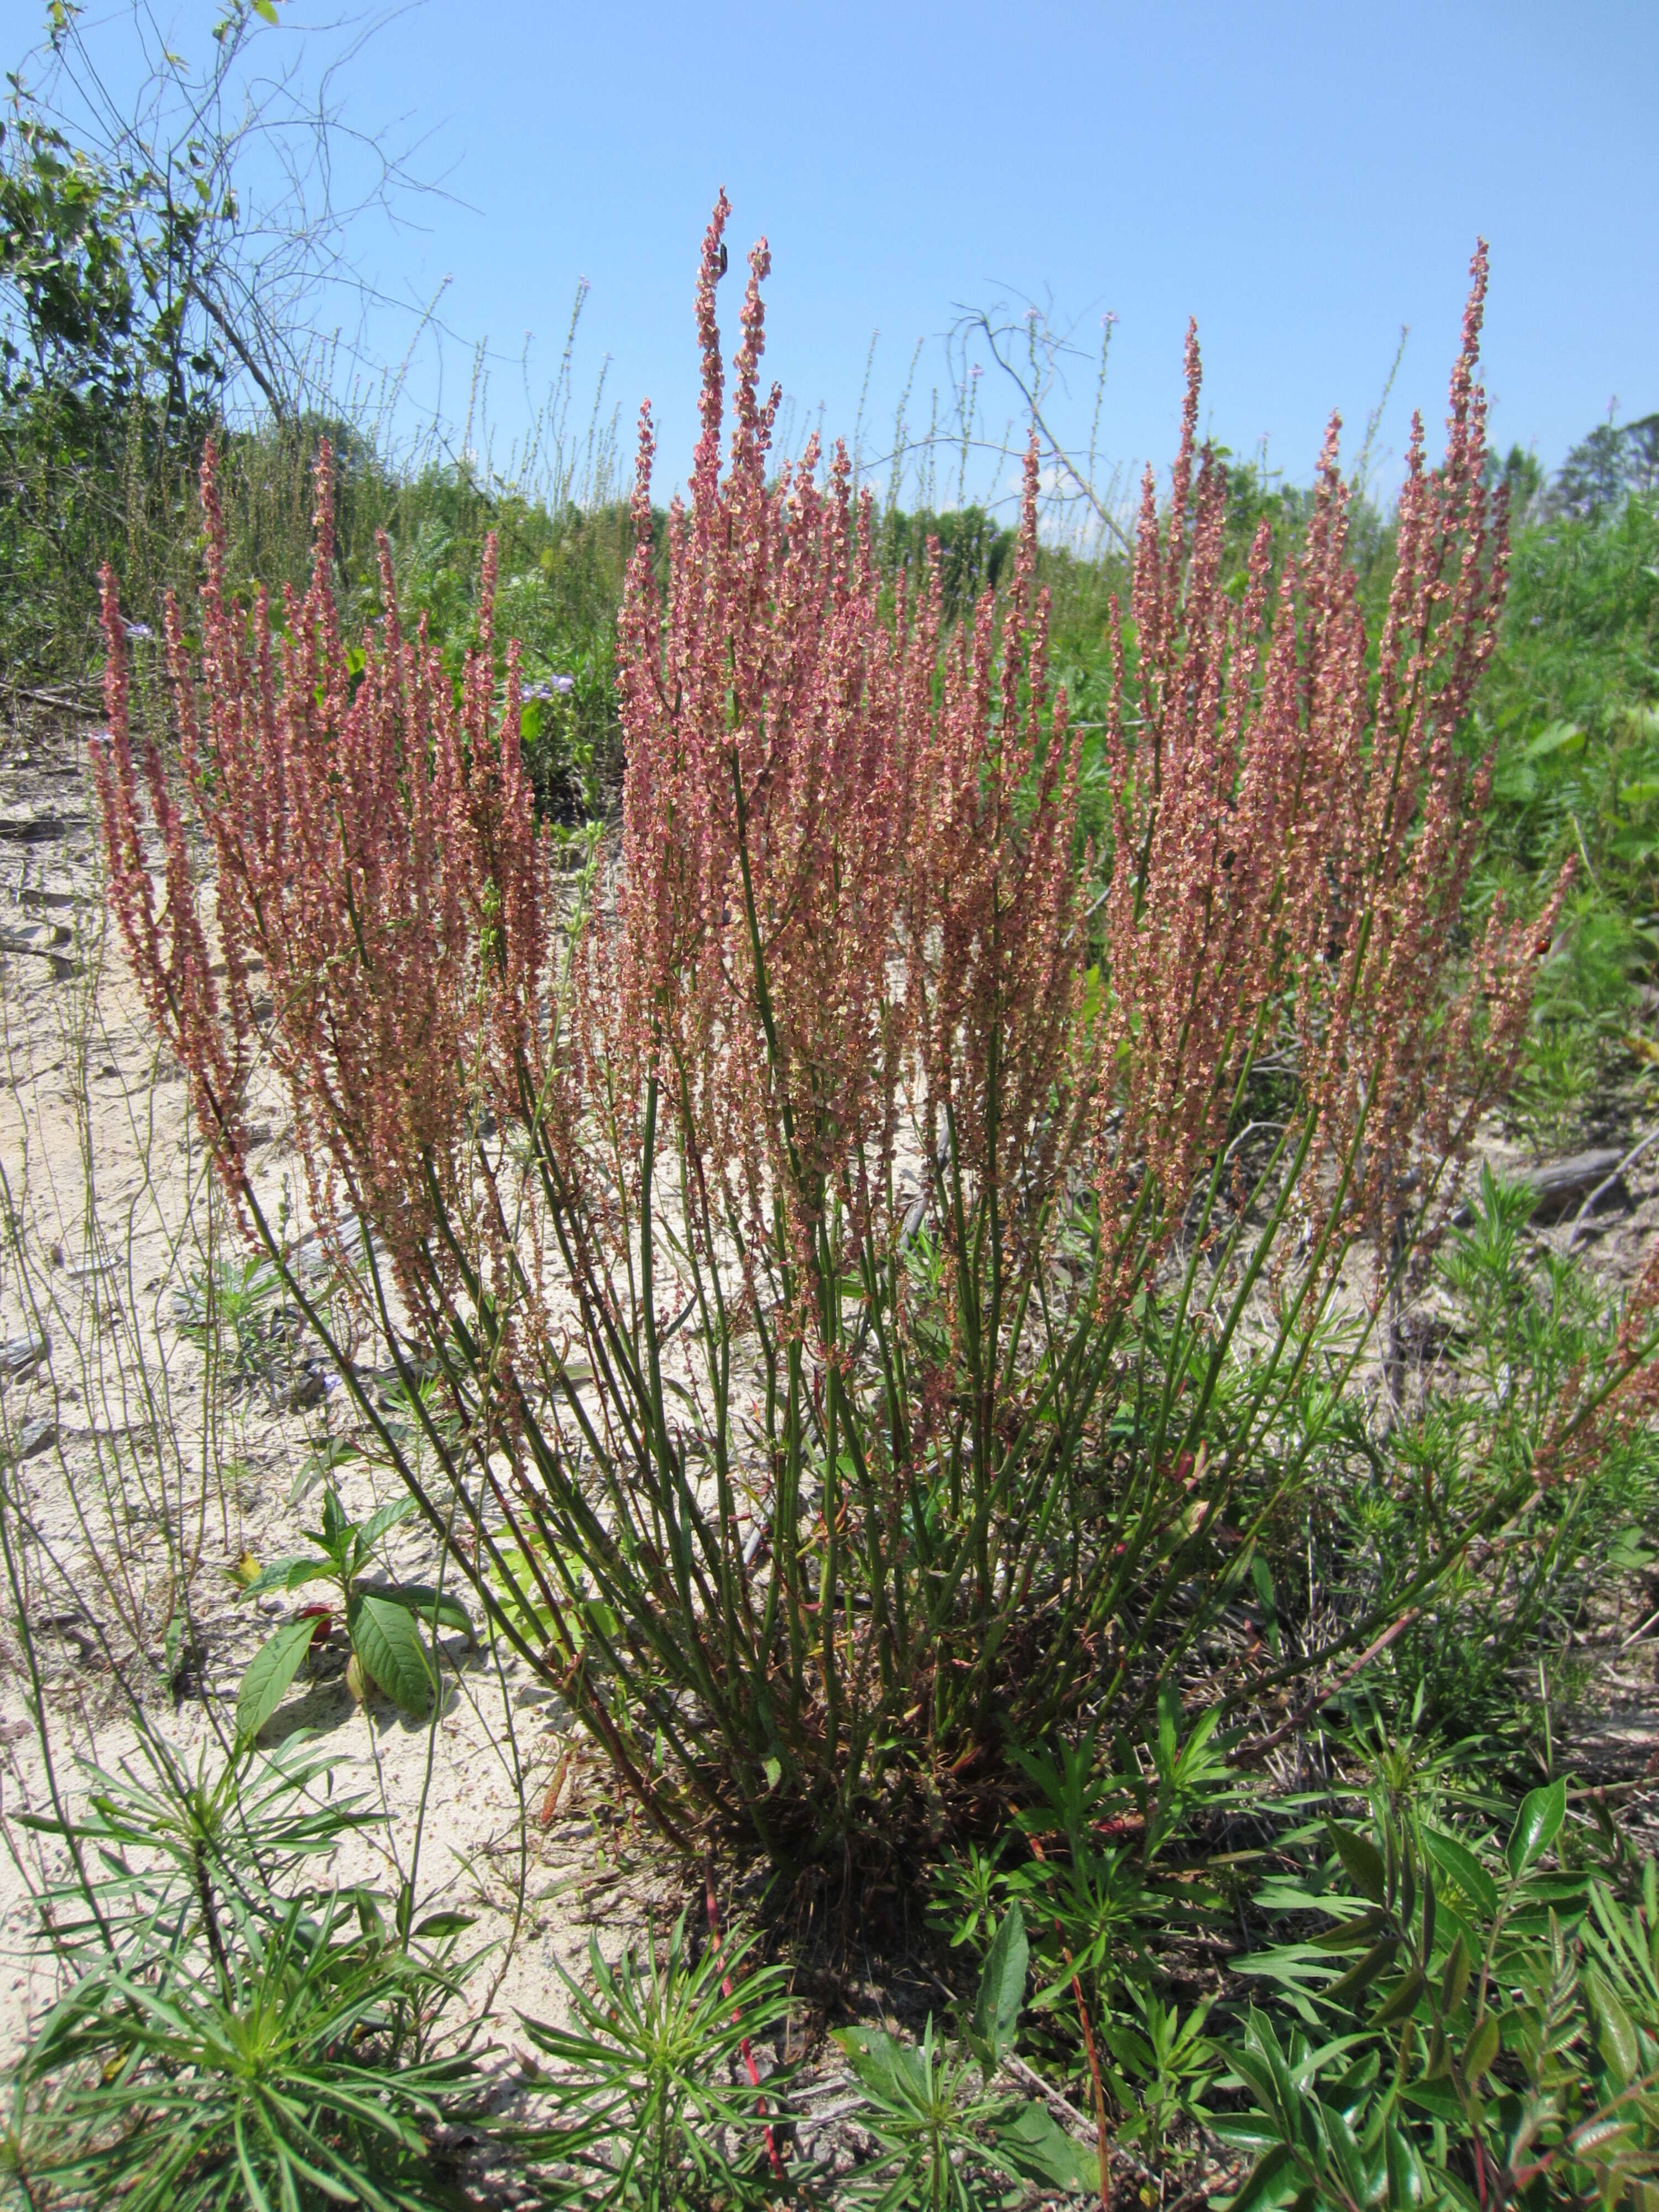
1222, 1774, 1659, 2212
4, 1733, 488, 2211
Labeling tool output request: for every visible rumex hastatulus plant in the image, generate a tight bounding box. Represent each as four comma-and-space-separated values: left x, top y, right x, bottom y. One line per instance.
88, 198, 1651, 1863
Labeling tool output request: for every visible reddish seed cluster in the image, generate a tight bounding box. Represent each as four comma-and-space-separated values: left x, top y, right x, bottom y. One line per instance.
91, 436, 554, 1327
92, 205, 1557, 1406
1094, 248, 1567, 1282
588, 196, 1092, 1350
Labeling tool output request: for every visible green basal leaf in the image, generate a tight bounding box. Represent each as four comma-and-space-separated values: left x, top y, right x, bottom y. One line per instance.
349, 1591, 435, 1714
836, 2023, 920, 2110
994, 2098, 1099, 2194
236, 1618, 317, 1743
972, 1900, 1027, 2071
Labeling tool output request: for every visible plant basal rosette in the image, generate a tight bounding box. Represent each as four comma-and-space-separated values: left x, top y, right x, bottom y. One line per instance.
92, 197, 1615, 1863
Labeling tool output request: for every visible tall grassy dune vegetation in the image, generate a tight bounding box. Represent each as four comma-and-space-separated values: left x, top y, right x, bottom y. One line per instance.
8, 73, 1659, 2203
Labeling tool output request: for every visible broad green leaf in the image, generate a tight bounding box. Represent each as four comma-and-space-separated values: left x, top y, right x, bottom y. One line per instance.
1209, 2117, 1285, 2153
236, 1619, 316, 1743
1423, 1828, 1499, 1917
1328, 1823, 1388, 1905
1525, 719, 1585, 760
359, 1494, 419, 1553
1371, 1966, 1426, 2026
972, 1901, 1028, 2069
1384, 2121, 1421, 2210
349, 1592, 435, 1714
994, 2099, 1098, 2194
1225, 2141, 1298, 2212
252, 0, 280, 22
1464, 2014, 1500, 2083
1507, 1779, 1567, 1876
835, 2025, 921, 2111
414, 1911, 476, 1940
1320, 2097, 1366, 2202
381, 1583, 472, 1635
1401, 2080, 1464, 2121
1586, 1968, 1639, 2083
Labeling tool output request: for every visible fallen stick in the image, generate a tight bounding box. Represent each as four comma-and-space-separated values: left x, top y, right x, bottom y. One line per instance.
1567, 1125, 1659, 1248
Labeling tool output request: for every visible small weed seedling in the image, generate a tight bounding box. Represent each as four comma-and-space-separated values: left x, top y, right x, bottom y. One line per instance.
837, 1903, 1101, 2207
233, 1486, 469, 1734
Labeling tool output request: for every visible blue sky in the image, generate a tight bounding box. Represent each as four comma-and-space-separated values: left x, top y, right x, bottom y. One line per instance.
18, 0, 1659, 514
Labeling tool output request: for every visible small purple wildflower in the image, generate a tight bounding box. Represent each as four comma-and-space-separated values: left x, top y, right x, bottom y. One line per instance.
123, 621, 154, 642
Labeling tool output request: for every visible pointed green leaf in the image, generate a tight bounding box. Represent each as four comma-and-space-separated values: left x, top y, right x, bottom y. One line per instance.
1507, 1780, 1567, 1876
1226, 2142, 1298, 2212
1328, 1822, 1388, 1905
1311, 1908, 1388, 1952
236, 1619, 316, 1743
348, 1592, 435, 1714
359, 1494, 419, 1553
237, 1554, 333, 1600
1464, 2014, 1500, 2083
1586, 1968, 1639, 2084
1371, 1966, 1426, 2026
1422, 1828, 1498, 1917
1326, 1937, 1399, 2005
413, 1911, 476, 1940
973, 1901, 1028, 2069
1384, 2122, 1421, 2210
379, 1583, 472, 1635
836, 2025, 915, 2111
1439, 1933, 1471, 2017
1319, 2098, 1366, 2202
